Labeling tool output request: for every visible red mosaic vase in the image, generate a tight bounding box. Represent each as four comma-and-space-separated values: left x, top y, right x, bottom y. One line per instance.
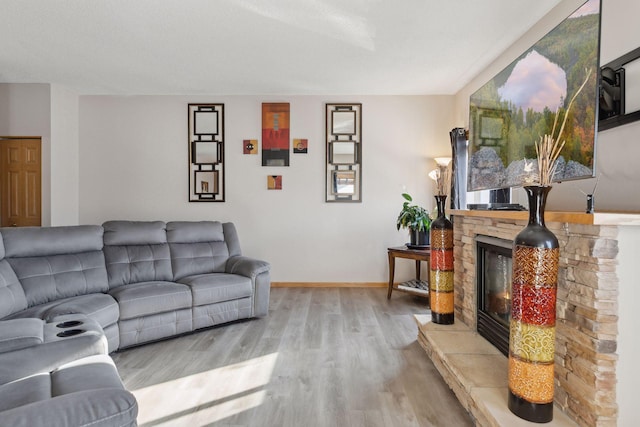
508, 185, 559, 423
429, 195, 454, 324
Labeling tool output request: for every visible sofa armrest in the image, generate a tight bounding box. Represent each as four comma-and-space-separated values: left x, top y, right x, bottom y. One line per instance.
0, 316, 108, 385
0, 318, 44, 353
226, 256, 271, 317
225, 256, 270, 279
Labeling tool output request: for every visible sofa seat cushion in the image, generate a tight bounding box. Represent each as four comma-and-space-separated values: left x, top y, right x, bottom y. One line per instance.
178, 273, 252, 306
109, 282, 192, 320
6, 293, 119, 329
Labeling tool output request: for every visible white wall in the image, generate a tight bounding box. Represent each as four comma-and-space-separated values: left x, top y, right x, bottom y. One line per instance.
50, 85, 80, 225
617, 225, 640, 427
454, 0, 640, 212
79, 95, 455, 282
0, 83, 52, 225
0, 83, 81, 226
601, 2, 640, 423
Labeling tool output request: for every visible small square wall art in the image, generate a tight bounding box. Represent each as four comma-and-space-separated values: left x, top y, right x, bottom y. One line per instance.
243, 139, 258, 154
267, 175, 282, 190
293, 138, 308, 154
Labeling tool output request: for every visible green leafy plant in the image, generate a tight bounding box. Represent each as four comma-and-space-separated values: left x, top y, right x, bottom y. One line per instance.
396, 193, 431, 233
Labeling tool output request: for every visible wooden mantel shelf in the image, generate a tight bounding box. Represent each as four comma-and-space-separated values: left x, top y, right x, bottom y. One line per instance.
451, 209, 640, 226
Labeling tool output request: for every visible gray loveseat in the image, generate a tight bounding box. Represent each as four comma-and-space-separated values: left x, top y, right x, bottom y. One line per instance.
0, 220, 271, 427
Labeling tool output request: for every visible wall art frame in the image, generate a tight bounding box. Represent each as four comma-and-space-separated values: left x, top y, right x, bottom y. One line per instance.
262, 102, 290, 166
293, 138, 308, 154
325, 103, 362, 202
188, 103, 225, 202
243, 139, 258, 154
267, 175, 283, 190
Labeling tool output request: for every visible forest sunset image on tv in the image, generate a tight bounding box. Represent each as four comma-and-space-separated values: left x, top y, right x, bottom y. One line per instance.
468, 0, 600, 191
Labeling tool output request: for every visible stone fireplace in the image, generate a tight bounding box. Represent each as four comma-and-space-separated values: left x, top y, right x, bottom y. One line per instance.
417, 209, 624, 427
456, 210, 619, 426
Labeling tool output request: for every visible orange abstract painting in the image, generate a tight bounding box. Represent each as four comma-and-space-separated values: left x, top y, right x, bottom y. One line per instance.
262, 103, 290, 166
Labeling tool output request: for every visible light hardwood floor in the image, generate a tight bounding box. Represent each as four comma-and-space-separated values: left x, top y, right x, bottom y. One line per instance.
112, 288, 474, 427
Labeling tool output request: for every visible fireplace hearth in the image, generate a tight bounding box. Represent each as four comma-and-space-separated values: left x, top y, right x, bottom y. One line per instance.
476, 235, 513, 356
446, 211, 624, 427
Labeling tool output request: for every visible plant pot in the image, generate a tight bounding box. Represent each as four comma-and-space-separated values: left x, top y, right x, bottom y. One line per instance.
410, 229, 430, 246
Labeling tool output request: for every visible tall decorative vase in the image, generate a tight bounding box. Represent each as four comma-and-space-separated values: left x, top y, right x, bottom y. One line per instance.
508, 185, 559, 423
429, 195, 454, 324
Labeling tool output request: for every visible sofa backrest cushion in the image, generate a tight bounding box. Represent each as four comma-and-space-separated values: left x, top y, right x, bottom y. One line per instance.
1, 226, 104, 258
166, 221, 241, 280
102, 221, 172, 288
0, 226, 109, 308
0, 233, 28, 318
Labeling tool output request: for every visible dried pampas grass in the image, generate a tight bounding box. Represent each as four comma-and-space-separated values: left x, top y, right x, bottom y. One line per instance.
535, 69, 592, 186
429, 162, 451, 196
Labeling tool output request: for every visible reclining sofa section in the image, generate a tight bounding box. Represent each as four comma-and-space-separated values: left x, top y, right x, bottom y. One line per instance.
0, 220, 271, 352
0, 221, 269, 425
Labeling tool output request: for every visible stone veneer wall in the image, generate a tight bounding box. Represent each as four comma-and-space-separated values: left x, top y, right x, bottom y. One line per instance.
453, 214, 618, 427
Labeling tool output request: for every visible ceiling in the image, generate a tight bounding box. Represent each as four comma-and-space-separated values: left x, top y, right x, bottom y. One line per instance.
0, 0, 564, 96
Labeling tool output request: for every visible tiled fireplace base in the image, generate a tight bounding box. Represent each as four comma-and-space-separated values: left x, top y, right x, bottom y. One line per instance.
415, 315, 578, 427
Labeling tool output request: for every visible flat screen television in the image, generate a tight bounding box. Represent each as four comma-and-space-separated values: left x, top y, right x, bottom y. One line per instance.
467, 0, 601, 191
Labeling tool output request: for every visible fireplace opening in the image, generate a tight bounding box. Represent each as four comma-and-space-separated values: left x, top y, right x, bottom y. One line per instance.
476, 235, 512, 356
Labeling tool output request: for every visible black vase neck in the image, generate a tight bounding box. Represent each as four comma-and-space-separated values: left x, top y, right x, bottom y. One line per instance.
435, 195, 447, 218
525, 185, 551, 227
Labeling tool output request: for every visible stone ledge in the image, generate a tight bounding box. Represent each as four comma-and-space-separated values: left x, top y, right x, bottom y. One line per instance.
451, 209, 640, 226
415, 315, 579, 427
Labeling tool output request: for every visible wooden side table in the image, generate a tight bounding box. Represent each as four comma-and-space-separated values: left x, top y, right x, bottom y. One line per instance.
387, 246, 431, 299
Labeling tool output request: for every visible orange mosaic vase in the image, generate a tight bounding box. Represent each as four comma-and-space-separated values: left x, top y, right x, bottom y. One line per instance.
430, 195, 454, 325
508, 185, 558, 423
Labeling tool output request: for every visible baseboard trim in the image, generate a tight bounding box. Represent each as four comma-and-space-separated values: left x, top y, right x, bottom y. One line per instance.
271, 282, 387, 288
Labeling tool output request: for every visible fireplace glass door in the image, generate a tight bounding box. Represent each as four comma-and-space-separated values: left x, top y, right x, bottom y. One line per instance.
476, 235, 513, 356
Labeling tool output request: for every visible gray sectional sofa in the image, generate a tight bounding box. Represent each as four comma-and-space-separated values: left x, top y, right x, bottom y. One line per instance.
0, 220, 271, 427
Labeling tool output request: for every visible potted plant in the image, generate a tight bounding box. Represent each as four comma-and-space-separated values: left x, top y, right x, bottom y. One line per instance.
396, 193, 431, 247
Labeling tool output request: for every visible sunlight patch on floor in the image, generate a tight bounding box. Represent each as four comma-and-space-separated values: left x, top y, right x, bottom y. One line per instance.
133, 352, 279, 426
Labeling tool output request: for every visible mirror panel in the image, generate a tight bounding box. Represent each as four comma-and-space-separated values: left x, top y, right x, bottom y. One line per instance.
331, 142, 356, 164
332, 111, 356, 135
332, 170, 356, 195
326, 103, 362, 202
194, 111, 218, 135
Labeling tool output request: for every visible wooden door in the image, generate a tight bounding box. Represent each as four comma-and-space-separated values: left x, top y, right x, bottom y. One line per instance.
0, 138, 42, 227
